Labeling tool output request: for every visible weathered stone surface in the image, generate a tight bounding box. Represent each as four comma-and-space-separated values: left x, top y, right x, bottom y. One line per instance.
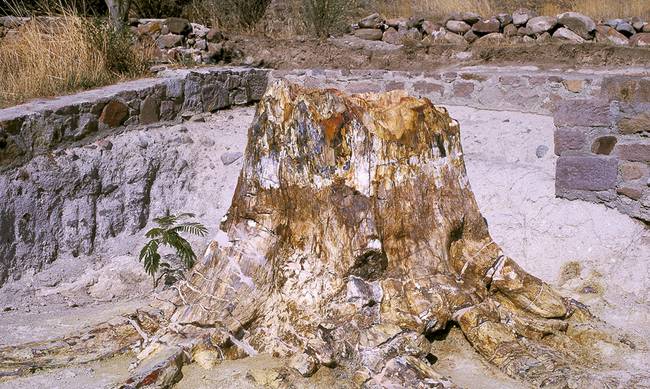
453, 81, 474, 96
616, 143, 650, 162
631, 17, 646, 31
554, 99, 610, 127
446, 20, 471, 34
358, 13, 384, 29
600, 77, 650, 102
165, 17, 191, 35
595, 25, 629, 45
556, 155, 618, 191
464, 30, 479, 43
517, 26, 533, 36
421, 20, 440, 35
412, 81, 444, 96
553, 27, 585, 43
354, 28, 383, 41
382, 27, 400, 44
629, 33, 650, 47
563, 79, 584, 93
474, 32, 505, 45
443, 31, 467, 45
513, 8, 536, 26
554, 127, 587, 155
558, 12, 596, 40
472, 18, 500, 34
617, 185, 643, 200
527, 16, 557, 34
99, 100, 129, 128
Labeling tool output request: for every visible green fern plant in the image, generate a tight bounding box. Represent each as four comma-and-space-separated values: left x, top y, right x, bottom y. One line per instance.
139, 212, 208, 287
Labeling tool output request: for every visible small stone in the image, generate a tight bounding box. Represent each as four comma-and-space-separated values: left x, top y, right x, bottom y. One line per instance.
503, 24, 518, 37
517, 26, 533, 36
536, 145, 549, 158
527, 16, 557, 34
553, 27, 585, 43
512, 8, 536, 26
617, 186, 643, 200
354, 28, 383, 41
474, 32, 505, 45
421, 20, 440, 35
289, 353, 318, 377
446, 20, 471, 34
358, 13, 384, 29
616, 22, 636, 36
631, 17, 646, 31
382, 27, 401, 44
537, 31, 552, 43
443, 32, 467, 45
99, 100, 129, 128
595, 25, 629, 45
472, 18, 500, 34
496, 13, 513, 27
98, 139, 113, 150
616, 143, 650, 162
563, 79, 584, 93
221, 151, 243, 165
620, 162, 647, 181
618, 111, 650, 134
557, 12, 596, 40
459, 12, 481, 24
139, 95, 160, 124
629, 33, 650, 47
464, 30, 479, 43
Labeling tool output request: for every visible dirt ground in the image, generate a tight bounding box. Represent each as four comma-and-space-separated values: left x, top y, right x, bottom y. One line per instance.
2, 102, 648, 388
230, 35, 650, 71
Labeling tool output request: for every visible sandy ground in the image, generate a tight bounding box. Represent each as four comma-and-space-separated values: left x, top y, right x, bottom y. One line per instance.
1, 103, 649, 388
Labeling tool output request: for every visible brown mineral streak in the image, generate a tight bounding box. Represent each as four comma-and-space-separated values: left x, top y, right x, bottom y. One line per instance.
0, 80, 627, 388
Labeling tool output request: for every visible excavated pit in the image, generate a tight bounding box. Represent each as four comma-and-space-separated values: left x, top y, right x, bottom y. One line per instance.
0, 68, 648, 388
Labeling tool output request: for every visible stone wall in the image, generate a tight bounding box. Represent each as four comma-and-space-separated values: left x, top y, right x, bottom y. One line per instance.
0, 67, 268, 171
353, 11, 650, 47
0, 67, 268, 284
554, 76, 650, 223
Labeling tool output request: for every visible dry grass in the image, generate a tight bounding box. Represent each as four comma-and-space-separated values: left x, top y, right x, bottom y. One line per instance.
370, 0, 650, 20
0, 10, 152, 108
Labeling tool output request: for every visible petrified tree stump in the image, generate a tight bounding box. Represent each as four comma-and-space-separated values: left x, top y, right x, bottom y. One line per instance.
126, 80, 612, 388
0, 81, 622, 388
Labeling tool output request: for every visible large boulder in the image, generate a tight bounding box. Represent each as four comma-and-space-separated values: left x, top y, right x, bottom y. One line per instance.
165, 17, 191, 35
359, 13, 384, 29
512, 8, 536, 26
527, 16, 557, 34
354, 28, 383, 41
629, 33, 650, 47
553, 27, 585, 43
446, 20, 471, 34
472, 18, 500, 34
595, 25, 629, 45
557, 12, 596, 40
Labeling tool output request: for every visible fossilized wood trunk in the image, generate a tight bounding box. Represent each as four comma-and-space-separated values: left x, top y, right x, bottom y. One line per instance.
119, 80, 621, 388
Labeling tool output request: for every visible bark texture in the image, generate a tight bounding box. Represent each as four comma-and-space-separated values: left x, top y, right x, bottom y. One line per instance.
126, 80, 615, 388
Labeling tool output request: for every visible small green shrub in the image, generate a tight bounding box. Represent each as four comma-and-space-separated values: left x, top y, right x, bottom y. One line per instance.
84, 20, 151, 75
139, 212, 208, 287
302, 0, 347, 37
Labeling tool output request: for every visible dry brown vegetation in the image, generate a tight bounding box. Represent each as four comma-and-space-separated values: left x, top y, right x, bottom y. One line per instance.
0, 10, 152, 108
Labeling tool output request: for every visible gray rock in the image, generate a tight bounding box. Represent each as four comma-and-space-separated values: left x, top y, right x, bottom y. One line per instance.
446, 20, 471, 34
535, 145, 549, 158
464, 30, 479, 43
527, 16, 557, 34
512, 8, 536, 26
474, 32, 505, 45
354, 28, 384, 41
459, 12, 481, 24
443, 32, 468, 45
537, 31, 552, 43
631, 17, 646, 31
421, 20, 441, 35
503, 24, 518, 37
558, 12, 596, 40
605, 19, 624, 29
553, 27, 585, 43
220, 151, 242, 165
139, 95, 160, 124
